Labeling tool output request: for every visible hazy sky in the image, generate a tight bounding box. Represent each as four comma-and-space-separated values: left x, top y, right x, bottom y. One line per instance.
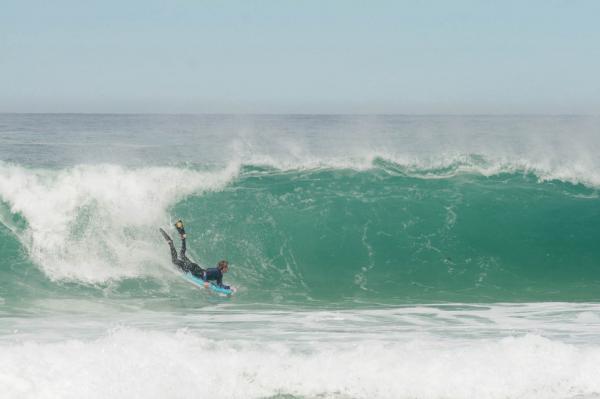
1, 0, 599, 114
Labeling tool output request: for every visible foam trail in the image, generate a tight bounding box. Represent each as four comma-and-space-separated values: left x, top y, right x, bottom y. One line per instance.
0, 163, 239, 282
1, 327, 600, 399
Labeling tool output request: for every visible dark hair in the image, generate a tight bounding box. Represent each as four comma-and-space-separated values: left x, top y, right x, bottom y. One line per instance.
217, 260, 229, 270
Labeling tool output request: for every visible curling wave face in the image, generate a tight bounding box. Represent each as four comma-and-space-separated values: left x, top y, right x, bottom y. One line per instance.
0, 157, 599, 305
1, 114, 600, 306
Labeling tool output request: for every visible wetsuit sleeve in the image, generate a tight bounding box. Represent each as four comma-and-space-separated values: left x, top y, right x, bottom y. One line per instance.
216, 271, 229, 289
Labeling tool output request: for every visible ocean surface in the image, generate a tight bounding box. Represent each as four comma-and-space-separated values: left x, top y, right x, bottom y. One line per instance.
1, 114, 600, 398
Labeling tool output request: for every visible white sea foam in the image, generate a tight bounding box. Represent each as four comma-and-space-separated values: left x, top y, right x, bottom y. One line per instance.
0, 163, 239, 282
1, 303, 599, 399
1, 325, 600, 399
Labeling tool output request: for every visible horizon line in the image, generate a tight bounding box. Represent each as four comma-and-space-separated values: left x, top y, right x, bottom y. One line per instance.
1, 112, 598, 117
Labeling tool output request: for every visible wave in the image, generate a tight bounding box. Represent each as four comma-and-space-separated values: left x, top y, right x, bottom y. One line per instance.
2, 325, 600, 399
0, 157, 599, 303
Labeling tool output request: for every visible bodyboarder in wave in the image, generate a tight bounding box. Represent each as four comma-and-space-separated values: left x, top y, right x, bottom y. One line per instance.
160, 220, 230, 289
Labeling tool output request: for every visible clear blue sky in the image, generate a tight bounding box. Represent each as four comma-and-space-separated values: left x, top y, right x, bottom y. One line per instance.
1, 0, 599, 113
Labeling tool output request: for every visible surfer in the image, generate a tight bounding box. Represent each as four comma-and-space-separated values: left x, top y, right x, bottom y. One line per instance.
162, 220, 230, 289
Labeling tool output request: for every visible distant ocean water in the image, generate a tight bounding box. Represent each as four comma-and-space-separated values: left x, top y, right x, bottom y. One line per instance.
1, 114, 600, 398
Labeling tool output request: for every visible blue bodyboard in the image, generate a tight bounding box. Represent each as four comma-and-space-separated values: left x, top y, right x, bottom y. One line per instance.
182, 271, 236, 296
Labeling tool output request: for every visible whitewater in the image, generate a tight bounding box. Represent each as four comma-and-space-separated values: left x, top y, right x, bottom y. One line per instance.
1, 114, 600, 398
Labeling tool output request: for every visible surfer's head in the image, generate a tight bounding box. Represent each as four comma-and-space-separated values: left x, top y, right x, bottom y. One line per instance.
217, 260, 229, 273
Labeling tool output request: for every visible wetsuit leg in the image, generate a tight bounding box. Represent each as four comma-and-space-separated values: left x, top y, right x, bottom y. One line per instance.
168, 241, 187, 272
179, 238, 205, 277
180, 237, 189, 261
186, 261, 205, 279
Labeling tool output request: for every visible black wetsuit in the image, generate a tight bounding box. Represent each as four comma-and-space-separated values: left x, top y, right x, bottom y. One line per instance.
169, 237, 205, 277
169, 238, 230, 289
203, 268, 229, 289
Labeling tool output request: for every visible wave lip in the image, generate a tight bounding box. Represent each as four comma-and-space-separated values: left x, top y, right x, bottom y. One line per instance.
241, 152, 600, 189
0, 163, 239, 283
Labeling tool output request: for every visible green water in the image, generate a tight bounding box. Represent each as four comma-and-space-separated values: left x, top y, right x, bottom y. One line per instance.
2, 164, 599, 308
